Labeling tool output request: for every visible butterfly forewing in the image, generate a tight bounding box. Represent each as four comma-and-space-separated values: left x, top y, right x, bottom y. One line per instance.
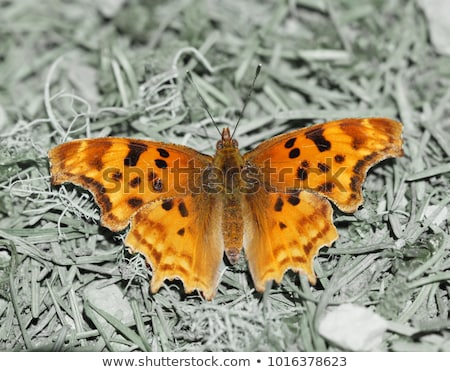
49, 138, 212, 231
244, 118, 403, 213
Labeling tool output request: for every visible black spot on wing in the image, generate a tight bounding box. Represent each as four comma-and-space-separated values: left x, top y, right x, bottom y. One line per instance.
129, 176, 141, 188
155, 159, 168, 169
288, 148, 301, 159
128, 197, 143, 208
111, 171, 122, 181
124, 142, 148, 166
178, 201, 188, 217
287, 194, 300, 206
274, 197, 284, 212
297, 167, 308, 180
284, 137, 296, 149
318, 162, 330, 173
156, 148, 170, 158
177, 227, 185, 236
152, 178, 163, 192
162, 199, 174, 211
318, 182, 335, 193
305, 127, 331, 152
334, 154, 345, 163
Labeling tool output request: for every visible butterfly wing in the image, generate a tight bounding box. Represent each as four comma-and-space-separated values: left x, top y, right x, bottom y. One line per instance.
49, 138, 224, 298
126, 194, 223, 300
244, 118, 403, 213
242, 118, 402, 290
243, 189, 338, 290
49, 138, 212, 231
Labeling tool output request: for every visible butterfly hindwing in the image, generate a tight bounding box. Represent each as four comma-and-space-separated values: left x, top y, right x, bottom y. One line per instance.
243, 188, 338, 290
126, 193, 224, 300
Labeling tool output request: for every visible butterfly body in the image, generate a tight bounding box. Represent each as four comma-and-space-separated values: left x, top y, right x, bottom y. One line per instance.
49, 118, 403, 299
213, 127, 253, 264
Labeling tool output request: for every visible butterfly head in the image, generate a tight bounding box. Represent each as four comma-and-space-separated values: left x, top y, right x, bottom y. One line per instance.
216, 128, 238, 150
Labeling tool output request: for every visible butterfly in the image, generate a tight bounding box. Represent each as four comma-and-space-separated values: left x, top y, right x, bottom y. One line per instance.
48, 117, 403, 299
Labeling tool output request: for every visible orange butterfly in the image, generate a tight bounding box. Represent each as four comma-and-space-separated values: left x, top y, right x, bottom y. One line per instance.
49, 118, 403, 299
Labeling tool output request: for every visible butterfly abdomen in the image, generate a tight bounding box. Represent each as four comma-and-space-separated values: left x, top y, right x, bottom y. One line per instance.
222, 194, 244, 264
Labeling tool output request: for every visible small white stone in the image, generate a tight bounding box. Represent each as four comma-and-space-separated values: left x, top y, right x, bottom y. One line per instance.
318, 303, 388, 351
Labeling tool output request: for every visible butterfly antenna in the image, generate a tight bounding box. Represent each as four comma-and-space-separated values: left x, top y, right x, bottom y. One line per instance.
185, 70, 222, 137
231, 63, 262, 139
